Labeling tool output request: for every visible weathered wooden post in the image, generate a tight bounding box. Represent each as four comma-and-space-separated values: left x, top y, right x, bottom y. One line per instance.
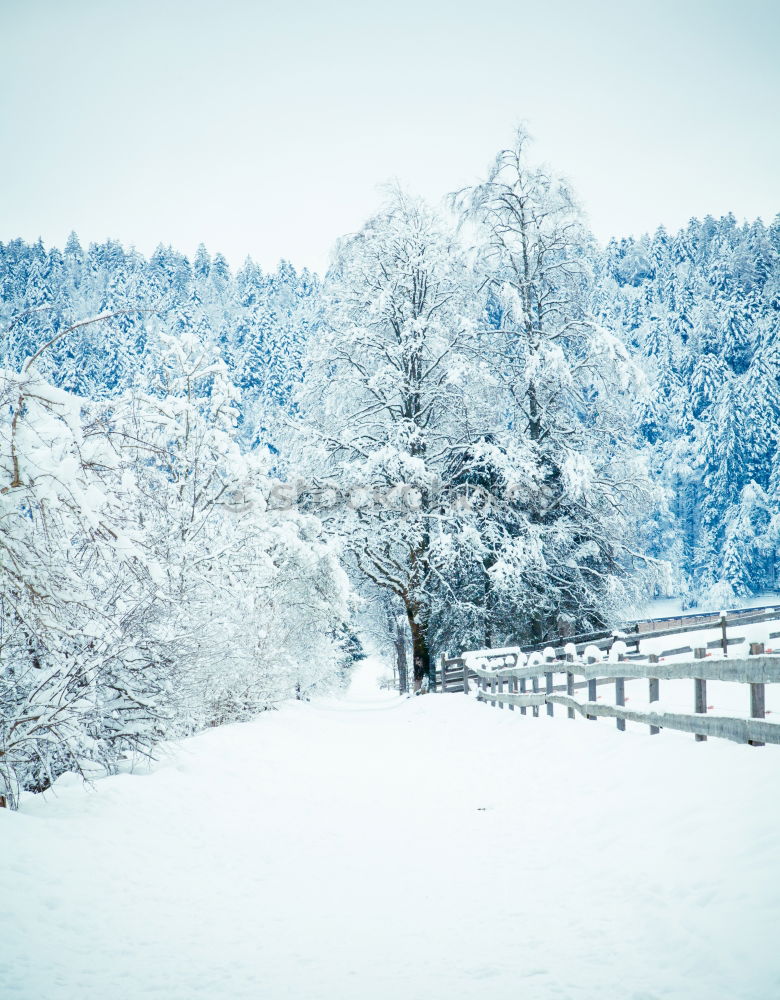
648, 653, 660, 735
545, 668, 554, 717
615, 652, 626, 732
586, 656, 597, 721
720, 611, 728, 657
749, 641, 766, 746
587, 679, 597, 719
694, 647, 707, 741
462, 659, 470, 695
565, 652, 575, 720
531, 675, 540, 718
519, 677, 527, 716
497, 673, 504, 709
439, 652, 447, 693
508, 674, 515, 712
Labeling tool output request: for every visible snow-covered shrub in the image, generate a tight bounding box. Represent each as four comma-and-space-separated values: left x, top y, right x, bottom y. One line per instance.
0, 367, 165, 806
0, 331, 351, 807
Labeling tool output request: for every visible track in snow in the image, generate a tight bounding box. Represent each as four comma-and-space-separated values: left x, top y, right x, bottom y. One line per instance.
1, 658, 779, 1000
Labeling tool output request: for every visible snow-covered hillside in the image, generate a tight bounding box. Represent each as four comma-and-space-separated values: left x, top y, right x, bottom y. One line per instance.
2, 659, 778, 1000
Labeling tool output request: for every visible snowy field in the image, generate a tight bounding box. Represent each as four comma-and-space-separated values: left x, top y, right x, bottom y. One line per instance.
630, 593, 780, 622
2, 658, 780, 1000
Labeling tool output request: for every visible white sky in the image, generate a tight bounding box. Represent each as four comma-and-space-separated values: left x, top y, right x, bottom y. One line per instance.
2, 0, 777, 273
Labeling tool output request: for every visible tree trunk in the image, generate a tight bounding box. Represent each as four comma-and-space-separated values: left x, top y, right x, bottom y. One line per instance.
405, 603, 431, 692
395, 619, 409, 694
482, 552, 497, 648
529, 615, 545, 644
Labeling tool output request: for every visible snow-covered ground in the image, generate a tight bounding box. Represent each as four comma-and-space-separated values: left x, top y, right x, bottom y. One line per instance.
630, 593, 780, 622
2, 657, 779, 1000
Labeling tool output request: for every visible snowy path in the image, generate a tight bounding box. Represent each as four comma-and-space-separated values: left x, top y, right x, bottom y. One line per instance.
2, 659, 780, 1000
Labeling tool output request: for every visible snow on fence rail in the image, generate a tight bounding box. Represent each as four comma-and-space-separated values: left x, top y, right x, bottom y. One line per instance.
438, 639, 780, 747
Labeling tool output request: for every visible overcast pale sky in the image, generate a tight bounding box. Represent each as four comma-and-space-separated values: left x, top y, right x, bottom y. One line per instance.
2, 0, 777, 272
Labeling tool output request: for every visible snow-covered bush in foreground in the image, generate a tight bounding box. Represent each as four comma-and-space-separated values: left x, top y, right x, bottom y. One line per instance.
0, 333, 350, 808
0, 366, 161, 806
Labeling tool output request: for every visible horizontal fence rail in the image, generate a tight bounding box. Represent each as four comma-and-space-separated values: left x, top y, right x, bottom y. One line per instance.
437, 634, 780, 747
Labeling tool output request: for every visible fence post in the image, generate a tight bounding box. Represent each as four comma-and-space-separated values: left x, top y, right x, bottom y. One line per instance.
545, 670, 554, 717
749, 641, 766, 746
586, 657, 597, 720
531, 675, 540, 718
615, 653, 626, 732
497, 673, 504, 709
587, 679, 597, 719
519, 677, 527, 716
648, 653, 660, 734
694, 647, 707, 741
440, 652, 447, 693
720, 611, 728, 657
566, 652, 575, 720
462, 660, 469, 695
508, 675, 515, 712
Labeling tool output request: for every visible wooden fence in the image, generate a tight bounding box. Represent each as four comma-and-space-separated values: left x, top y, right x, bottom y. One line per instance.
631, 603, 780, 633
510, 604, 780, 656
518, 604, 780, 654
438, 640, 780, 747
435, 606, 780, 692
